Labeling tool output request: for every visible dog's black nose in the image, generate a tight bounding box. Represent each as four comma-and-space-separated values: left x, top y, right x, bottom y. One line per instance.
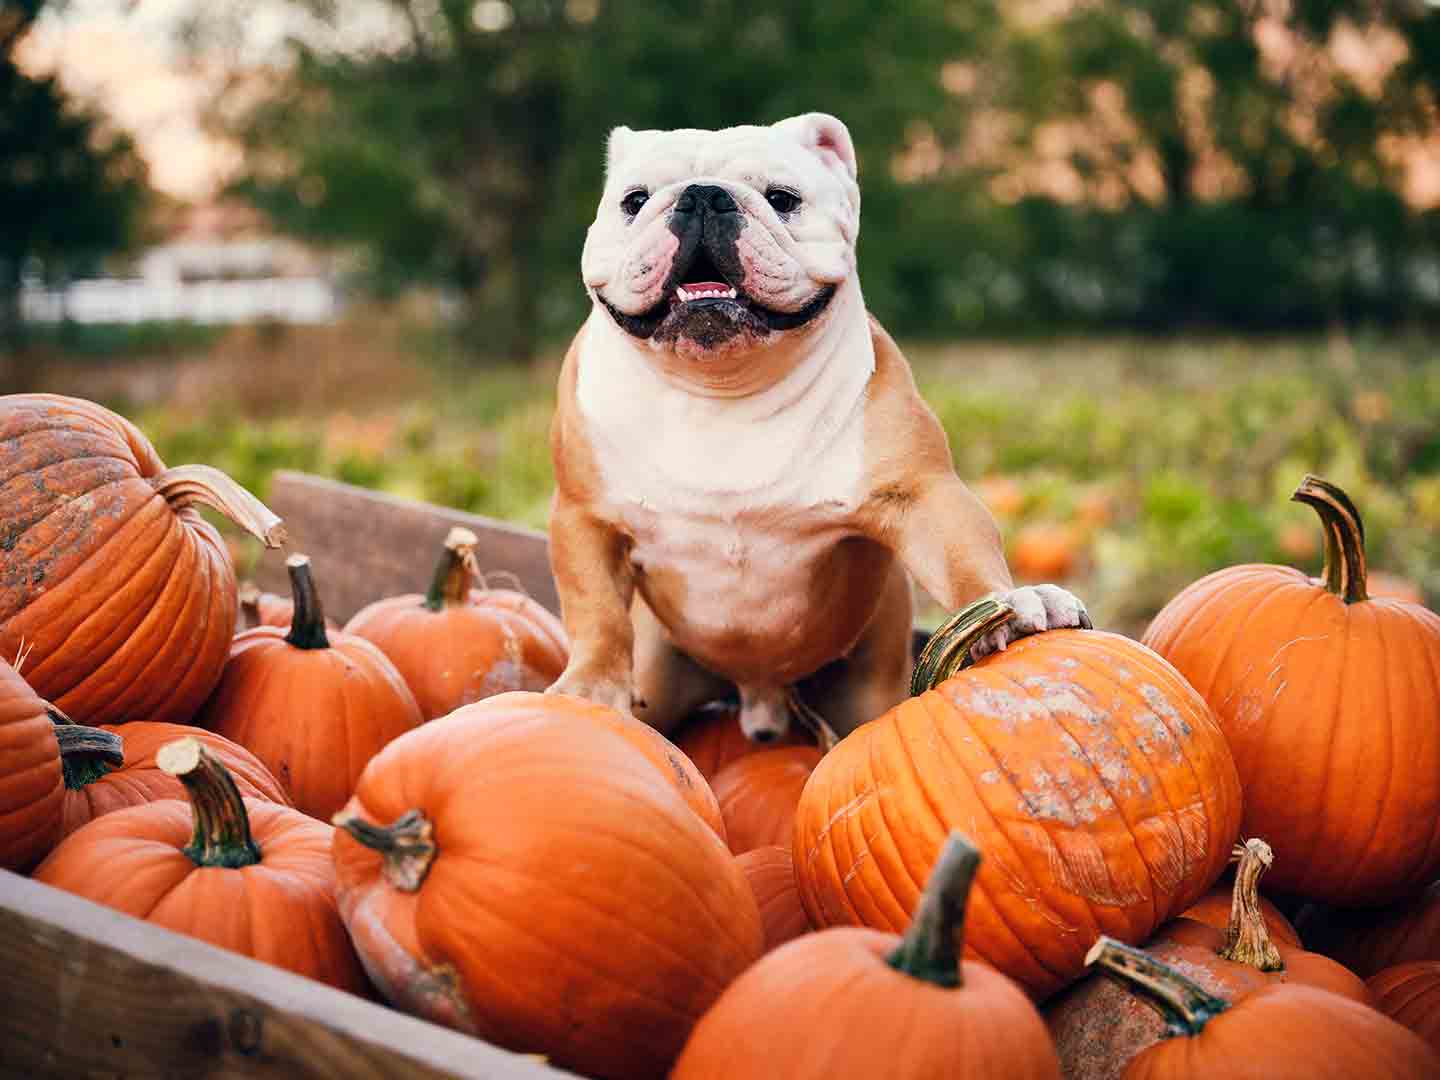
674, 184, 738, 217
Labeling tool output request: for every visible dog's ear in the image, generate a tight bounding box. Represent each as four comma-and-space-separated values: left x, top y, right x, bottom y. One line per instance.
774, 113, 858, 182
606, 126, 640, 173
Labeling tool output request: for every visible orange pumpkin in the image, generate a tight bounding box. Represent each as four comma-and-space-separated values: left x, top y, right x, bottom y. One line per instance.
1297, 881, 1440, 977
673, 700, 814, 783
1368, 570, 1424, 605
1368, 962, 1440, 1053
344, 528, 568, 720
0, 394, 284, 725
795, 598, 1242, 999
712, 746, 822, 854
239, 582, 338, 633
736, 845, 810, 952
1011, 523, 1080, 580
673, 833, 1061, 1079
975, 475, 1026, 518
197, 554, 423, 821
1143, 476, 1440, 905
0, 657, 66, 869
331, 692, 763, 1080
34, 737, 366, 993
1177, 875, 1300, 948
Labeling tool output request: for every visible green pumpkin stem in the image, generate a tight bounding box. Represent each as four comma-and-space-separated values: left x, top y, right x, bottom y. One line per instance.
1086, 937, 1231, 1038
52, 720, 125, 790
1220, 838, 1284, 971
424, 527, 481, 612
283, 554, 331, 650
1291, 475, 1368, 604
911, 598, 1016, 695
885, 832, 982, 988
333, 808, 436, 892
156, 737, 262, 869
151, 463, 287, 548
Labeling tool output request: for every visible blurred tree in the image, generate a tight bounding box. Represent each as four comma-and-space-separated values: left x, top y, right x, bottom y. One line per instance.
0, 0, 147, 353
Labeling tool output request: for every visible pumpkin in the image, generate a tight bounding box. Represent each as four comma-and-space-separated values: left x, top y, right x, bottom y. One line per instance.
0, 394, 285, 725
736, 845, 810, 952
1367, 962, 1440, 1053
197, 554, 423, 821
0, 657, 67, 869
1011, 523, 1080, 580
239, 582, 338, 633
795, 597, 1243, 999
712, 746, 822, 854
1176, 875, 1300, 948
1297, 881, 1440, 977
673, 833, 1061, 1079
1143, 475, 1440, 905
976, 475, 1026, 519
1087, 937, 1439, 1080
344, 527, 568, 721
33, 737, 366, 993
330, 691, 763, 1080
674, 700, 814, 783
1368, 571, 1424, 605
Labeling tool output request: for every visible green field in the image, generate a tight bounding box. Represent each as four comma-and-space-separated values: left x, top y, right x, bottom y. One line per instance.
42, 314, 1440, 635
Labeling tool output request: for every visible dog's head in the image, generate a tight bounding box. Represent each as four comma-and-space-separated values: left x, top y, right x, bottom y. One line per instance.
582, 114, 860, 365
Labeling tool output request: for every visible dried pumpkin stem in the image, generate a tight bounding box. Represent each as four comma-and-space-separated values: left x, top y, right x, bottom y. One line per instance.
52, 720, 125, 789
885, 832, 981, 989
332, 808, 436, 892
238, 582, 263, 629
1291, 475, 1368, 604
1086, 937, 1230, 1038
157, 737, 262, 869
151, 464, 287, 549
424, 527, 480, 611
283, 554, 331, 650
910, 598, 1016, 695
1220, 839, 1284, 971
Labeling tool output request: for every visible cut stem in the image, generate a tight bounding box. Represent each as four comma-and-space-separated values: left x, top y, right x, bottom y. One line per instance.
1291, 475, 1368, 604
1086, 936, 1230, 1038
156, 737, 262, 869
151, 464, 287, 549
238, 582, 263, 629
1220, 838, 1284, 971
53, 720, 125, 790
886, 832, 982, 988
911, 598, 1016, 695
283, 554, 331, 650
424, 527, 480, 612
332, 808, 436, 892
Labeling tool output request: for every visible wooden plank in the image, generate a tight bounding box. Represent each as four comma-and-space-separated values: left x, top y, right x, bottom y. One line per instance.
252, 471, 557, 622
0, 870, 576, 1078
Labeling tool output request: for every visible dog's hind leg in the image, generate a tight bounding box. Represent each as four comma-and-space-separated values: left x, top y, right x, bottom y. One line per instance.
630, 594, 731, 736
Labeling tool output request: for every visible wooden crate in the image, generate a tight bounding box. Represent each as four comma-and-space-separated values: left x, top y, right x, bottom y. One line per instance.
0, 471, 578, 1078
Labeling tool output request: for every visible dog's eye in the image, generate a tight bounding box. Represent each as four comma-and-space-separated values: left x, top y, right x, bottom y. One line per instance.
620, 189, 650, 217
765, 187, 801, 215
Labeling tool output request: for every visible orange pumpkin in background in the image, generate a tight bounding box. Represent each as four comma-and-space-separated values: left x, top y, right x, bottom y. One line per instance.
1010, 522, 1080, 580
711, 746, 822, 854
736, 845, 811, 952
1368, 962, 1440, 1053
673, 700, 814, 783
1297, 881, 1440, 977
238, 582, 338, 633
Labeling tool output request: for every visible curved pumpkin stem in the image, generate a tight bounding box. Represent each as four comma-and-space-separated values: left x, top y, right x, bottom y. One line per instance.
53, 720, 124, 790
333, 808, 436, 892
283, 554, 331, 651
910, 598, 1016, 695
886, 832, 981, 988
1221, 838, 1284, 972
1086, 937, 1230, 1038
157, 737, 262, 869
151, 464, 287, 549
1291, 475, 1368, 604
425, 527, 480, 612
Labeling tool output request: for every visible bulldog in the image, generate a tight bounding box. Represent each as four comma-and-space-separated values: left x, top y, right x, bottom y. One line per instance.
546, 113, 1089, 741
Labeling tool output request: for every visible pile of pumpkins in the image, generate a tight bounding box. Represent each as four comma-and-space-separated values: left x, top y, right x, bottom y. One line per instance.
2, 392, 1439, 1079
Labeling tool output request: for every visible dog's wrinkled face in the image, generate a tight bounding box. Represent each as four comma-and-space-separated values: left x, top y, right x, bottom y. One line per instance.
582, 113, 860, 361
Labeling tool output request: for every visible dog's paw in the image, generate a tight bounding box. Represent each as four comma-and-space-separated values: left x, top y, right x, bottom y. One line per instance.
969, 584, 1092, 660
546, 668, 636, 715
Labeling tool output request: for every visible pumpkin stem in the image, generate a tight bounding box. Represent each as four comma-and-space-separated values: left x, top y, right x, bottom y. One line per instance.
1219, 838, 1284, 972
332, 808, 436, 892
151, 464, 287, 549
424, 527, 480, 612
157, 737, 262, 869
238, 582, 263, 629
1291, 475, 1368, 604
52, 720, 125, 790
283, 554, 331, 650
910, 598, 1016, 695
1086, 936, 1230, 1038
885, 832, 981, 989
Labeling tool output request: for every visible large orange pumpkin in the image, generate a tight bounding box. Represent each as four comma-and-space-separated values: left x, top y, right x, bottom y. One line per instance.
673, 833, 1061, 1079
795, 598, 1242, 999
197, 554, 423, 821
0, 657, 67, 869
344, 528, 568, 721
1367, 962, 1440, 1053
736, 845, 811, 952
331, 692, 763, 1080
0, 394, 284, 725
34, 737, 367, 994
1143, 476, 1440, 905
1297, 881, 1440, 977
712, 746, 822, 854
673, 700, 814, 783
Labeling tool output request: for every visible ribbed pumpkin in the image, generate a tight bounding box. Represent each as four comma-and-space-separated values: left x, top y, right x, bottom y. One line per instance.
794, 598, 1242, 999
674, 700, 814, 783
737, 845, 811, 952
673, 833, 1061, 1079
197, 554, 422, 821
1143, 476, 1440, 905
712, 746, 822, 854
34, 737, 366, 994
1087, 937, 1440, 1080
1297, 881, 1440, 977
331, 692, 763, 1080
344, 528, 568, 721
0, 394, 285, 725
1368, 962, 1440, 1053
0, 657, 66, 869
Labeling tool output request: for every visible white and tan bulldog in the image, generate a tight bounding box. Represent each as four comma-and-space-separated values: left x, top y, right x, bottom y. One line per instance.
546, 113, 1088, 740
